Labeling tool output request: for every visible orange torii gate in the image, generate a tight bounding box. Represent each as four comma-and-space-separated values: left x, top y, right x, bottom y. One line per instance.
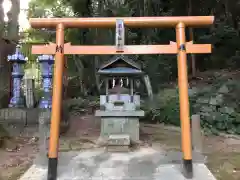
29, 16, 214, 180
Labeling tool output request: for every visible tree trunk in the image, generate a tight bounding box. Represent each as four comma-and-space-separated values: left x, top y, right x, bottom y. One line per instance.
143, 75, 153, 100
188, 0, 197, 77
0, 0, 4, 36
7, 0, 20, 41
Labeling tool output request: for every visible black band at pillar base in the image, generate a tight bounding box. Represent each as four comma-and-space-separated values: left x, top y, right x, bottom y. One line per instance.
183, 159, 193, 179
47, 158, 58, 180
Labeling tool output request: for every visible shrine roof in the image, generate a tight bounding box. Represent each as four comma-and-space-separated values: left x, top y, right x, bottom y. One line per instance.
98, 55, 143, 75
98, 67, 143, 75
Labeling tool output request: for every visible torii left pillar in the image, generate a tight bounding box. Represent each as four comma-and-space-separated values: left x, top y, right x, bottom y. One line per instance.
47, 23, 65, 180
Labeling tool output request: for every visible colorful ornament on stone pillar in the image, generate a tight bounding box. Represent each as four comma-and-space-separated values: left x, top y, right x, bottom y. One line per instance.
37, 54, 54, 109
8, 45, 26, 107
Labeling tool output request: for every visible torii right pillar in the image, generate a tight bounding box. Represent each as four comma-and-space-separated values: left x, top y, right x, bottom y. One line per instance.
176, 22, 193, 178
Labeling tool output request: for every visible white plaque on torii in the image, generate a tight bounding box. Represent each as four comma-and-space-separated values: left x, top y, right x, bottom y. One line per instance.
116, 19, 125, 52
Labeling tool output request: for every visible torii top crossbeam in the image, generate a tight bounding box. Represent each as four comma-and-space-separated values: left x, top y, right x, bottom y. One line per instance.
30, 16, 214, 28
30, 16, 214, 55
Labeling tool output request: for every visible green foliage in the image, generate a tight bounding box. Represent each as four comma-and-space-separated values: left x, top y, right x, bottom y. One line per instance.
25, 0, 240, 135
198, 20, 240, 69
142, 78, 240, 135
26, 0, 240, 92
201, 113, 240, 135
142, 88, 196, 126
63, 96, 99, 114
141, 89, 180, 125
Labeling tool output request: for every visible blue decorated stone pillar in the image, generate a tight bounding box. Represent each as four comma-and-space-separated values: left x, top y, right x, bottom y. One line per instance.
8, 45, 26, 108
38, 55, 54, 109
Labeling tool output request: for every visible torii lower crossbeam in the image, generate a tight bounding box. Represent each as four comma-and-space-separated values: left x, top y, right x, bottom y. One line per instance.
32, 43, 211, 55
29, 16, 214, 180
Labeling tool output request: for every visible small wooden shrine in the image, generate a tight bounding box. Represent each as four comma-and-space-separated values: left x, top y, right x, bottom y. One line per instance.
95, 55, 145, 151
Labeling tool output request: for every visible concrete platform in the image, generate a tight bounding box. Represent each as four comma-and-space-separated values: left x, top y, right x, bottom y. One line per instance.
19, 148, 216, 180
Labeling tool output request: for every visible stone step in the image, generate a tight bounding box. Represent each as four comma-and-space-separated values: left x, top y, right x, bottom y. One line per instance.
107, 134, 130, 146
107, 145, 130, 152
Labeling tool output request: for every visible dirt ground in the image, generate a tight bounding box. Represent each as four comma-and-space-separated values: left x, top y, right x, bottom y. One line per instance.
142, 124, 240, 180
0, 114, 240, 180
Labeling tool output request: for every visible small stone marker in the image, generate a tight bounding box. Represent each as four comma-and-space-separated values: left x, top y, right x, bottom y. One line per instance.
107, 134, 130, 152
24, 78, 35, 108
191, 114, 203, 153
38, 110, 51, 162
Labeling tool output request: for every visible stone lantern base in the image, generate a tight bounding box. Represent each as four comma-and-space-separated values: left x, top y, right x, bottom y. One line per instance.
9, 96, 25, 108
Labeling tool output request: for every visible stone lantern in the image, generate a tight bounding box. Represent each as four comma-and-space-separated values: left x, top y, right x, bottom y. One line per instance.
8, 45, 26, 107
37, 54, 54, 109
